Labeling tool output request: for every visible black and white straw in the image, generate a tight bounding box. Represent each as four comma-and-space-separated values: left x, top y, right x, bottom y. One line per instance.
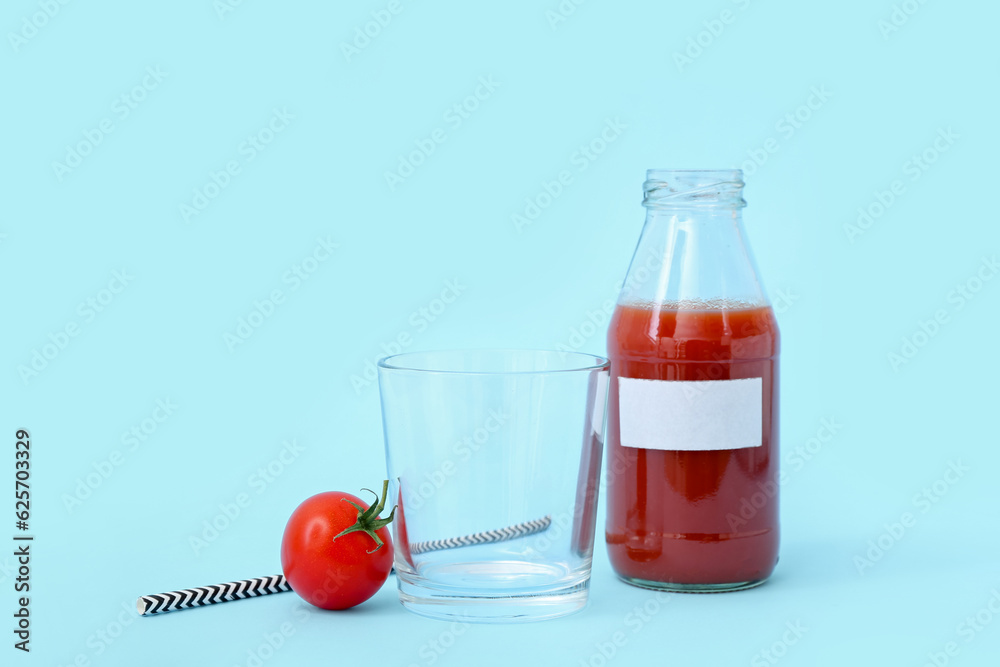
409, 515, 552, 555
139, 515, 552, 616
137, 574, 291, 616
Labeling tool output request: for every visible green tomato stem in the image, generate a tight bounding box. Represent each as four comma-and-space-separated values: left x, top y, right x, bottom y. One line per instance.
333, 480, 396, 554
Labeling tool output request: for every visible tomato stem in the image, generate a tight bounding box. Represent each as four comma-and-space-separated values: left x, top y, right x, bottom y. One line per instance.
333, 480, 396, 553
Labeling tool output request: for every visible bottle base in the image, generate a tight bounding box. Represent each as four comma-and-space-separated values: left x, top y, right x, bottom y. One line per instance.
616, 574, 769, 594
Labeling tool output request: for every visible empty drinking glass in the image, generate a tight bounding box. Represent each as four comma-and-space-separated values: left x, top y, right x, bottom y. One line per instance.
378, 350, 609, 622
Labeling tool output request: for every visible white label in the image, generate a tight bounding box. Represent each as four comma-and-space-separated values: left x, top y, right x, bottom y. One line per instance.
618, 377, 762, 451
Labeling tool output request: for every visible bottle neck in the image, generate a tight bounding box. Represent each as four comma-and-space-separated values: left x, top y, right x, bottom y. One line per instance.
645, 205, 744, 225
642, 169, 746, 211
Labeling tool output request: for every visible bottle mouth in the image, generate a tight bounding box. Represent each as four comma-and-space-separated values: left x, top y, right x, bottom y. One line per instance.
643, 169, 746, 209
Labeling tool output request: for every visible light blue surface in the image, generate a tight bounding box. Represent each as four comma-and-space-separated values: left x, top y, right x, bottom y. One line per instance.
3, 1, 998, 665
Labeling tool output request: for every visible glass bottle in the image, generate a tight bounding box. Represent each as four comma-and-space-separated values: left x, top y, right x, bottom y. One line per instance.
605, 169, 780, 592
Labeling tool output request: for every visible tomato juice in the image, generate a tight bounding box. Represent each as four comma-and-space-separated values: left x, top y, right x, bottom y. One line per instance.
606, 303, 779, 589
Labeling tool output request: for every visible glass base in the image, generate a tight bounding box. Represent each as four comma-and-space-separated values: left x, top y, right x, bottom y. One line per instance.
397, 575, 590, 623
617, 574, 769, 593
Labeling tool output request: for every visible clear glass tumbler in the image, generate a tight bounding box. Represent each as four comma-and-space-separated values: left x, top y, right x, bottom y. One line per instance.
378, 350, 610, 622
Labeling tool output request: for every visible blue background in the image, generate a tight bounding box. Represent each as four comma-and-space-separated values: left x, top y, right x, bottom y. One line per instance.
4, 1, 999, 665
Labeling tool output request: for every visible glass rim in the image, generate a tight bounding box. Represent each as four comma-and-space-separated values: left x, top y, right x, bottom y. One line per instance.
377, 348, 610, 375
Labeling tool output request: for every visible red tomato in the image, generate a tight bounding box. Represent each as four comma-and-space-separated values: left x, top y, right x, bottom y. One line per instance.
280, 481, 395, 610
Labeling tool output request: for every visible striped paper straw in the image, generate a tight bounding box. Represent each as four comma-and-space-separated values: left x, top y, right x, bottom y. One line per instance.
409, 515, 552, 555
139, 515, 552, 615
138, 574, 290, 616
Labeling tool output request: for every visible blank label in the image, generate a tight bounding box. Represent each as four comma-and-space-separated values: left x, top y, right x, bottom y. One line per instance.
618, 377, 762, 451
